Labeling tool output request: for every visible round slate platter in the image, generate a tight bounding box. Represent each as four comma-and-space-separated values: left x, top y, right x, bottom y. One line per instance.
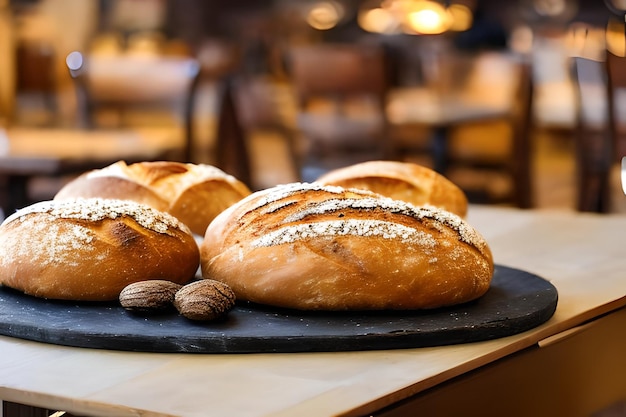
0, 265, 557, 353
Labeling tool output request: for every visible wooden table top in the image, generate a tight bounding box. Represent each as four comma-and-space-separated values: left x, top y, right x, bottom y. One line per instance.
0, 127, 183, 175
1, 205, 625, 417
386, 86, 510, 127
385, 52, 522, 128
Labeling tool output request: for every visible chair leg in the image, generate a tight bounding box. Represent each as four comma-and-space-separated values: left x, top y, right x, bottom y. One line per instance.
577, 170, 612, 213
2, 401, 51, 417
431, 126, 449, 174
513, 157, 532, 209
575, 130, 612, 213
214, 77, 252, 187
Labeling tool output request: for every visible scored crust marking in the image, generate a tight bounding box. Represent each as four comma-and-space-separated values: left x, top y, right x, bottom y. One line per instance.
251, 183, 336, 210
229, 182, 488, 256
262, 199, 298, 215
283, 197, 383, 222
235, 182, 377, 224
250, 183, 373, 212
251, 219, 437, 248
274, 195, 488, 253
2, 198, 190, 235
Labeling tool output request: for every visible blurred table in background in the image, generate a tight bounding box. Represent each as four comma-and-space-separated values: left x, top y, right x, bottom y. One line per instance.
0, 127, 182, 216
66, 50, 200, 163
388, 51, 523, 165
387, 85, 512, 172
386, 52, 534, 207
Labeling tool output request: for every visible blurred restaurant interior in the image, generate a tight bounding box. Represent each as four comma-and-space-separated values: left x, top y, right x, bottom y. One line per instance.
1, 0, 626, 217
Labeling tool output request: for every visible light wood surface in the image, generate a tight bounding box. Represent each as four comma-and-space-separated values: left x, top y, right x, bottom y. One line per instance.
386, 87, 509, 127
0, 126, 184, 214
0, 127, 182, 174
1, 205, 625, 417
386, 52, 519, 127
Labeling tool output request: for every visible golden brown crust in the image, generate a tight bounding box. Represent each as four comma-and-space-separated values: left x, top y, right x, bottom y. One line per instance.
0, 198, 199, 301
316, 160, 468, 217
55, 160, 252, 235
200, 183, 493, 311
54, 175, 169, 212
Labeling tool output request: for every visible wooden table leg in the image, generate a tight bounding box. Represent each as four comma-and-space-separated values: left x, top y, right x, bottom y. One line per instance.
431, 125, 448, 174
2, 175, 30, 215
2, 400, 51, 417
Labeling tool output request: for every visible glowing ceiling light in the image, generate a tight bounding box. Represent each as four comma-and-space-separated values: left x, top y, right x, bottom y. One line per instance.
405, 1, 450, 35
306, 1, 345, 31
533, 0, 566, 17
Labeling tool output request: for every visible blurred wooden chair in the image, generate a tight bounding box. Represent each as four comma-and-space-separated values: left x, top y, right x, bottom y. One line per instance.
606, 50, 626, 169
15, 40, 57, 125
66, 51, 201, 162
212, 76, 252, 187
286, 43, 391, 181
232, 75, 300, 188
443, 52, 535, 208
571, 56, 613, 213
211, 74, 298, 190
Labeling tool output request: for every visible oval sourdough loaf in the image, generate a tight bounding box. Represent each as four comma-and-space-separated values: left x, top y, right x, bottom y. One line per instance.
200, 183, 493, 311
55, 160, 251, 235
316, 160, 468, 217
0, 198, 199, 301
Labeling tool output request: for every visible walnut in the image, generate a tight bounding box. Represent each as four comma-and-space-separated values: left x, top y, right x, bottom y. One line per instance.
174, 279, 236, 321
119, 280, 183, 313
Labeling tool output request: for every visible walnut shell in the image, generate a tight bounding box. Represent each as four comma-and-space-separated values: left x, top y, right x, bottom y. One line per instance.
119, 280, 183, 313
174, 279, 236, 321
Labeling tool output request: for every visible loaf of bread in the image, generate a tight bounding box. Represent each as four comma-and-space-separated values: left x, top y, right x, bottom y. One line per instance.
54, 160, 251, 236
201, 183, 493, 311
0, 198, 199, 301
316, 160, 468, 217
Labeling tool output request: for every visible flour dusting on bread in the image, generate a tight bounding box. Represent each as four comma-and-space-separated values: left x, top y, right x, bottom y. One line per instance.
3, 198, 189, 235
252, 219, 437, 248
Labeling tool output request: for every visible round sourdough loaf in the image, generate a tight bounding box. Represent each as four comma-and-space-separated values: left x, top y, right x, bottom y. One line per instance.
0, 198, 199, 301
316, 160, 468, 217
200, 183, 493, 311
54, 160, 251, 235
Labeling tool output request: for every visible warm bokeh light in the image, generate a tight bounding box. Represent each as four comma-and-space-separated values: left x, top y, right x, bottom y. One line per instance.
306, 1, 345, 31
606, 0, 626, 12
606, 17, 626, 57
447, 4, 472, 32
358, 7, 401, 34
533, 0, 567, 17
565, 23, 605, 60
509, 25, 534, 54
357, 0, 472, 35
404, 1, 451, 35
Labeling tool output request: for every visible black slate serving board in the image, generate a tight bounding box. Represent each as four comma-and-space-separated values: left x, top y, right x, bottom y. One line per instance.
0, 265, 557, 353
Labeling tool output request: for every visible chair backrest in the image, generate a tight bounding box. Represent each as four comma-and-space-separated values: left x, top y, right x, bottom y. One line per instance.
287, 43, 389, 108
445, 52, 535, 209
17, 41, 56, 94
605, 50, 626, 160
510, 57, 534, 209
208, 74, 300, 190
66, 51, 201, 162
213, 76, 252, 188
286, 43, 392, 174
